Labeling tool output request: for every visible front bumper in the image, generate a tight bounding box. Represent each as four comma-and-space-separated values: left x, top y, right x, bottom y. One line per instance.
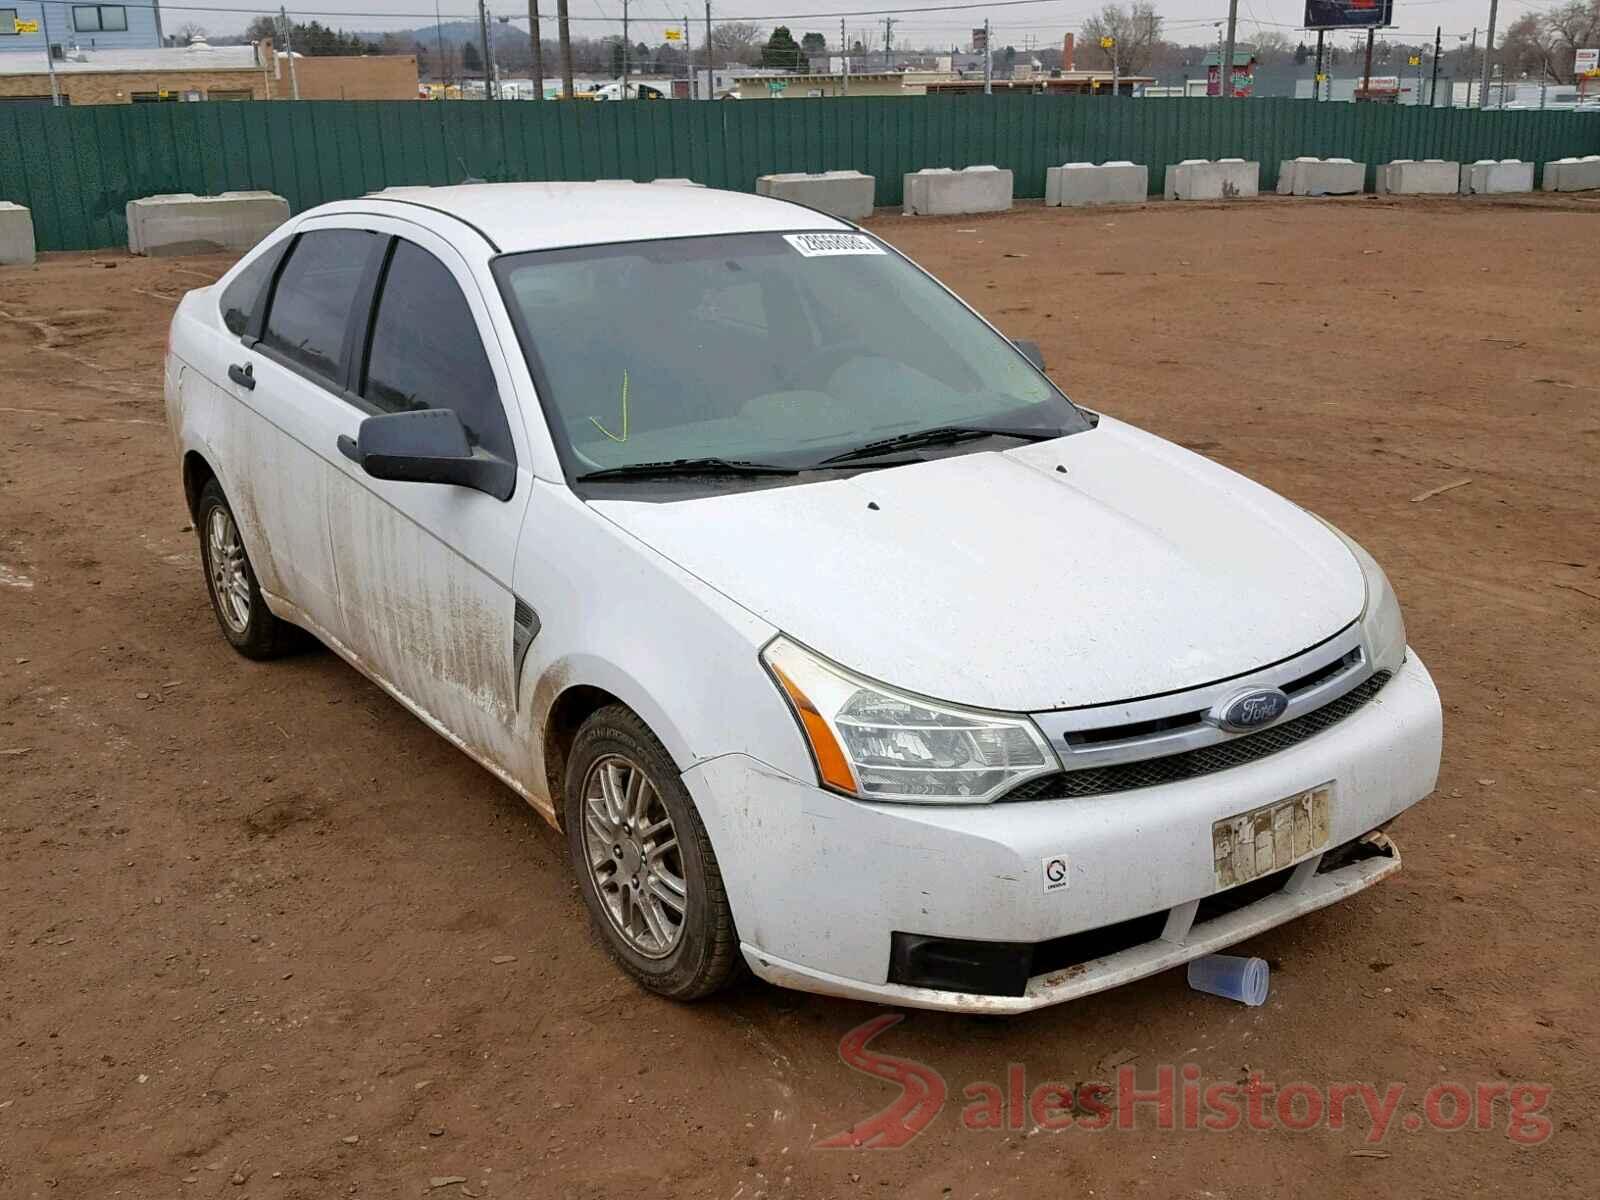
683, 649, 1441, 1014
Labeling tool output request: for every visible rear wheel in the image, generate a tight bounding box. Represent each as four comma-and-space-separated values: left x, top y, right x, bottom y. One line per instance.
564, 705, 741, 1000
195, 479, 299, 660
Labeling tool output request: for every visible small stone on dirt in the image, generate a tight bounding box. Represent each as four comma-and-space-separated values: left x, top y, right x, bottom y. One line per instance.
340, 1134, 359, 1144
490, 955, 516, 965
429, 1126, 445, 1137
136, 691, 151, 700
429, 1177, 468, 1189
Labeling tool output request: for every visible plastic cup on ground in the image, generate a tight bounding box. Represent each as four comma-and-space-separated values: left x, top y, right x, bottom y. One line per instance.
1186, 953, 1269, 1006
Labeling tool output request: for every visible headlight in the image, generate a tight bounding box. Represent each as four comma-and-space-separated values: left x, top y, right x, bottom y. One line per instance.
761, 637, 1058, 804
1317, 519, 1407, 674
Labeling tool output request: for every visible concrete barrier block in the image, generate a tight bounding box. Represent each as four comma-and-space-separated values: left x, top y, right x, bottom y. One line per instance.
1543, 155, 1600, 192
1045, 161, 1148, 207
126, 191, 290, 256
1378, 159, 1459, 196
650, 178, 705, 187
1276, 156, 1365, 197
902, 165, 1012, 215
0, 201, 36, 266
1164, 159, 1259, 201
1460, 158, 1534, 195
756, 170, 876, 220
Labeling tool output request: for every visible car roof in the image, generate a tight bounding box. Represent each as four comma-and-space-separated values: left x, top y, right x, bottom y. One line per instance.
334, 181, 852, 254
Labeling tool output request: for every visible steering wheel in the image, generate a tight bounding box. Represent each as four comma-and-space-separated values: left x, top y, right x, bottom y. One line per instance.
783, 339, 877, 390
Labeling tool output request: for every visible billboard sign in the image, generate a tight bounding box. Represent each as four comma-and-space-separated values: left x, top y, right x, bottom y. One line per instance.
1576, 48, 1598, 75
1303, 0, 1393, 30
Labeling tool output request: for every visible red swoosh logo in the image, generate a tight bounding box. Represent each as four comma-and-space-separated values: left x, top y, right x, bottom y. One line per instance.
815, 1013, 947, 1149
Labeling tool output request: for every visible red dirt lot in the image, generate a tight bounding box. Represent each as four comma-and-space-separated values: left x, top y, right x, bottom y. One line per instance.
1, 195, 1597, 1199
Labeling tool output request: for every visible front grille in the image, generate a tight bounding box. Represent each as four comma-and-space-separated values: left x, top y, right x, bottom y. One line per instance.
1002, 670, 1393, 801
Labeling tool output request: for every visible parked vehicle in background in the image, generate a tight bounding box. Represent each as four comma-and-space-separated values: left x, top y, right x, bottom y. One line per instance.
163, 182, 1442, 1014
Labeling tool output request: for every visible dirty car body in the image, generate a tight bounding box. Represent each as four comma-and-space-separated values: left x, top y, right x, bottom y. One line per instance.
163, 183, 1442, 1014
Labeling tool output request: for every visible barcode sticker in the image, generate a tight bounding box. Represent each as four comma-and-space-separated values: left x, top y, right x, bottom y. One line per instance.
783, 232, 885, 257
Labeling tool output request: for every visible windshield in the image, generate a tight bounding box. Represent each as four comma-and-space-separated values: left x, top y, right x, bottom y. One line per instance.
493, 231, 1089, 479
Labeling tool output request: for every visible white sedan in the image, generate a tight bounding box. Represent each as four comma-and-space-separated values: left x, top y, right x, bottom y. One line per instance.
164, 183, 1442, 1013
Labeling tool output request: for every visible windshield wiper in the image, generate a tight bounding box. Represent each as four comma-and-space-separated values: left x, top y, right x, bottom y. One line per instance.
576, 457, 801, 482
815, 424, 1065, 467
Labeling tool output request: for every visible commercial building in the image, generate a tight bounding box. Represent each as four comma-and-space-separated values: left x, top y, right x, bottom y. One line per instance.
0, 1, 163, 55
0, 36, 417, 104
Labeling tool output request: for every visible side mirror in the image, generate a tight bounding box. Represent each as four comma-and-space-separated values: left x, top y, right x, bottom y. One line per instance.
1013, 339, 1046, 372
337, 408, 515, 501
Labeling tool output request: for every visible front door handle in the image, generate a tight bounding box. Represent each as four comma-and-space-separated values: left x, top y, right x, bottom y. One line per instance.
228, 362, 255, 390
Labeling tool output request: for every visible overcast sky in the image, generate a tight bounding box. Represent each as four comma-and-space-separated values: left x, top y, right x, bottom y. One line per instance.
177, 0, 1531, 53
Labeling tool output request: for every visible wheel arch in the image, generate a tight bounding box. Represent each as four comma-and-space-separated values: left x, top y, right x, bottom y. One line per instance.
182, 448, 218, 519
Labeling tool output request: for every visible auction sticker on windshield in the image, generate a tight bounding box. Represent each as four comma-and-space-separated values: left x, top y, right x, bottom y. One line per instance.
784, 232, 885, 257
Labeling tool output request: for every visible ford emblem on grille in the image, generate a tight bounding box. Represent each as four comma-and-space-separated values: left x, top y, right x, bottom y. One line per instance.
1211, 687, 1289, 733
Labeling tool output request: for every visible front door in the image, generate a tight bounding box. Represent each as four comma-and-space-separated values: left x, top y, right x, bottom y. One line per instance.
319, 227, 533, 777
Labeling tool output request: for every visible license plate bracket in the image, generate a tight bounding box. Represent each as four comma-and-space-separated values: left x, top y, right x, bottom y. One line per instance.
1212, 785, 1332, 890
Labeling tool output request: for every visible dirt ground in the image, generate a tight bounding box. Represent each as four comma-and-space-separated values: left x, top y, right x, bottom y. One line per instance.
2, 194, 1597, 1199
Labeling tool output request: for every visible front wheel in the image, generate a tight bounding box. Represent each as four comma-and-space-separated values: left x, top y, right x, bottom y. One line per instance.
564, 705, 741, 1000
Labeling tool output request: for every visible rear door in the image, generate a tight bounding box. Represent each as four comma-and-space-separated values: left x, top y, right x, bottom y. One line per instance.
319, 223, 534, 776
196, 226, 384, 641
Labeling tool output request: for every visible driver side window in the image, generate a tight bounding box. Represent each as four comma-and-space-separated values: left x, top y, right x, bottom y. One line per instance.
361, 239, 515, 464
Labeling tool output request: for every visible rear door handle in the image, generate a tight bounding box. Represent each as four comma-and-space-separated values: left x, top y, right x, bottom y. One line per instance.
228, 362, 255, 390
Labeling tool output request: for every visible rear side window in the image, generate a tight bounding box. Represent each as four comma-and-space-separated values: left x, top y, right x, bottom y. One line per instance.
220, 241, 286, 337
362, 240, 514, 462
261, 229, 379, 386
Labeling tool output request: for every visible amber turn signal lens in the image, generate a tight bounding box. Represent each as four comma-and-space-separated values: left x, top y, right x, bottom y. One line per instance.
769, 662, 858, 794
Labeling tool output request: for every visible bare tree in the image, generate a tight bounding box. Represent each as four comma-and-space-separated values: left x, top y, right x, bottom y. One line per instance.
1249, 30, 1292, 63
176, 21, 207, 43
1541, 0, 1600, 82
1080, 3, 1163, 74
710, 21, 766, 66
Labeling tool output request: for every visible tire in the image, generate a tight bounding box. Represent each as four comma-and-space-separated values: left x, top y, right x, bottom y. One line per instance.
195, 478, 300, 661
564, 704, 741, 1001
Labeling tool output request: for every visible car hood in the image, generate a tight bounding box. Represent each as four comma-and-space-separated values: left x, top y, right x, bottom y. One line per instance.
589, 416, 1365, 712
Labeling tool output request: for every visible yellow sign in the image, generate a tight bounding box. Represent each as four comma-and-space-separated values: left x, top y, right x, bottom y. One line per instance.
1315, 72, 1327, 82
1100, 36, 1115, 49
1407, 55, 1421, 66
15, 18, 39, 31
664, 27, 683, 41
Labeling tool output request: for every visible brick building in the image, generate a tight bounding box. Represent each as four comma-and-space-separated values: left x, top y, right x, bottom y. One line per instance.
0, 36, 417, 105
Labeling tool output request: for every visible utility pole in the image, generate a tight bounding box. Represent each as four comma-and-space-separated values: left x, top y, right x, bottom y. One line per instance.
434, 0, 447, 95
705, 2, 713, 100
1220, 0, 1239, 98
477, 0, 494, 98
1313, 30, 1325, 101
39, 2, 60, 107
983, 19, 992, 94
840, 17, 848, 94
1465, 27, 1477, 107
621, 0, 629, 85
278, 6, 300, 100
557, 0, 573, 98
1361, 28, 1374, 99
683, 16, 692, 98
1479, 0, 1499, 108
528, 0, 543, 99
1429, 25, 1441, 106
883, 15, 894, 70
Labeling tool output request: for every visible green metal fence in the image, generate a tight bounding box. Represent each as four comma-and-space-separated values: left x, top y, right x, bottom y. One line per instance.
3, 96, 1596, 253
